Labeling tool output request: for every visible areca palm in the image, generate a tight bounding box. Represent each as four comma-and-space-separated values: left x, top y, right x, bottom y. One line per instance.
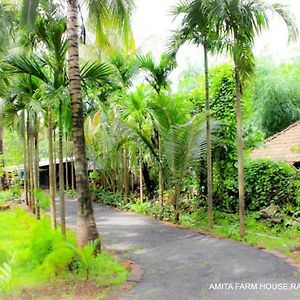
22, 0, 135, 247
0, 2, 18, 191
171, 0, 222, 229
205, 0, 298, 237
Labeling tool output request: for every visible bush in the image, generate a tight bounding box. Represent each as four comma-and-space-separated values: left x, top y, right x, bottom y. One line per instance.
94, 188, 125, 207
0, 191, 14, 205
245, 159, 299, 210
29, 220, 65, 266
40, 247, 74, 278
90, 253, 128, 287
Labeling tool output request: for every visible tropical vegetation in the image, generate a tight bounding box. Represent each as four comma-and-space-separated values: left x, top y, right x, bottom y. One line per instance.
0, 0, 299, 297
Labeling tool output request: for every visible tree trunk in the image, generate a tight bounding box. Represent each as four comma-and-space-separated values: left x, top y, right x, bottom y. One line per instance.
53, 129, 57, 191
34, 114, 40, 219
29, 115, 35, 214
204, 46, 213, 229
22, 111, 28, 206
139, 157, 143, 203
0, 101, 7, 191
71, 154, 75, 190
48, 105, 57, 229
158, 135, 163, 220
173, 188, 180, 224
123, 148, 129, 202
65, 136, 69, 190
67, 0, 100, 249
234, 62, 246, 238
27, 110, 33, 211
59, 102, 66, 238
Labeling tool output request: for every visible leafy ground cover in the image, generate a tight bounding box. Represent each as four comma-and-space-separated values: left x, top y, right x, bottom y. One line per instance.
0, 206, 128, 299
180, 208, 300, 263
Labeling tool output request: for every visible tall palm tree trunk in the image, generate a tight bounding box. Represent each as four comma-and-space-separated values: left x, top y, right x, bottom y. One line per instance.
22, 111, 28, 205
59, 102, 66, 237
204, 46, 213, 229
71, 148, 75, 190
34, 114, 40, 219
65, 136, 69, 190
67, 0, 100, 248
139, 155, 143, 203
0, 101, 7, 191
27, 110, 33, 211
48, 105, 57, 229
234, 61, 246, 238
123, 148, 129, 202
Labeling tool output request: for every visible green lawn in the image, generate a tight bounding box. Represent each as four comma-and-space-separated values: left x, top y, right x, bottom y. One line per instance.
0, 207, 128, 299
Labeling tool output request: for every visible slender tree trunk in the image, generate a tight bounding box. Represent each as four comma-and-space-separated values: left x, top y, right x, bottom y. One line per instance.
34, 114, 40, 219
30, 116, 35, 214
53, 129, 57, 192
27, 111, 33, 211
131, 172, 134, 193
204, 46, 213, 229
67, 0, 100, 249
139, 156, 143, 204
48, 105, 57, 229
65, 135, 69, 190
59, 102, 66, 238
123, 148, 129, 202
173, 187, 180, 224
22, 111, 28, 205
0, 101, 7, 191
71, 153, 75, 190
234, 61, 246, 238
158, 135, 163, 220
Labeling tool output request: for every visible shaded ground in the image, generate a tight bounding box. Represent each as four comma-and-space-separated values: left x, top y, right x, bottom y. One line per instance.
63, 198, 300, 300
19, 279, 106, 300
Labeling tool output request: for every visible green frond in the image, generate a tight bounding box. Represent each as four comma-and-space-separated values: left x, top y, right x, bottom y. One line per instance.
80, 61, 113, 91
270, 3, 299, 43
7, 53, 49, 84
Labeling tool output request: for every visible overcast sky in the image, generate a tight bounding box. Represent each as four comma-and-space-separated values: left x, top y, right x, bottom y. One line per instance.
131, 0, 300, 85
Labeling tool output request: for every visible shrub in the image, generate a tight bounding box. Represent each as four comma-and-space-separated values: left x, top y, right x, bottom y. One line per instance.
0, 191, 14, 204
90, 253, 128, 287
94, 188, 125, 207
245, 159, 299, 210
40, 248, 74, 278
29, 220, 65, 266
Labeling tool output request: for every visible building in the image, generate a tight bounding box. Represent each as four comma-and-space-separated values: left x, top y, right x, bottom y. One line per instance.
250, 121, 300, 168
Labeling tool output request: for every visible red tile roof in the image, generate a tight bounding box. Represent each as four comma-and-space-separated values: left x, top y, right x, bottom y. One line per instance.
250, 121, 300, 164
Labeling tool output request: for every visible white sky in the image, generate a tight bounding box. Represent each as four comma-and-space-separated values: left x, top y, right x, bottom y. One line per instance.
131, 0, 300, 85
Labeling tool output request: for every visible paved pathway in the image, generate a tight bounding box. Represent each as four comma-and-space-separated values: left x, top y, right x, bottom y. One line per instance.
63, 198, 300, 300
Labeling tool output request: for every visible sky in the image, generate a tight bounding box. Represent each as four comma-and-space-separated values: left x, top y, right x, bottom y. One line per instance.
131, 0, 300, 86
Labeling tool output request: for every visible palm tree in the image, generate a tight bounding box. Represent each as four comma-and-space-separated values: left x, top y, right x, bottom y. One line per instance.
119, 86, 151, 203
0, 2, 17, 191
138, 53, 176, 219
22, 0, 135, 247
208, 0, 298, 237
171, 0, 221, 229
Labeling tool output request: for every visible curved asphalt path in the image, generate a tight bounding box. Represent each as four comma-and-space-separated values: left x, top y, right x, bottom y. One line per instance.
62, 198, 300, 300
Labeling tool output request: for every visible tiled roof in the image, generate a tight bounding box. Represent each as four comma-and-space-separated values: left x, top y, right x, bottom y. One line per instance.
250, 121, 300, 164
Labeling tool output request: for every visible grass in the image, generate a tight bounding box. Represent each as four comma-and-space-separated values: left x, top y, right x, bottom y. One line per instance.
180, 208, 300, 263
0, 206, 128, 299
0, 190, 15, 205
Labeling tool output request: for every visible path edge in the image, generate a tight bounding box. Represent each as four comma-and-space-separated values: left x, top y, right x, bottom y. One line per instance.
108, 204, 300, 273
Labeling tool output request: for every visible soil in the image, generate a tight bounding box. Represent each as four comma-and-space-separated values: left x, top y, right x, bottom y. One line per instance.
16, 279, 109, 300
